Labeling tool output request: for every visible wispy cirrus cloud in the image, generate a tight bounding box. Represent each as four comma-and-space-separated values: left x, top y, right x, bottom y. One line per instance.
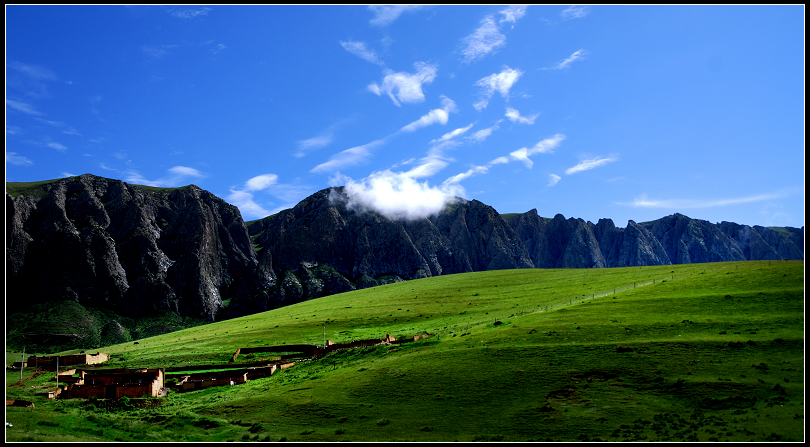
466, 120, 502, 143
168, 7, 212, 19
509, 134, 566, 168
225, 173, 278, 218
368, 5, 424, 27
543, 49, 587, 70
565, 156, 618, 175
47, 142, 68, 152
6, 99, 45, 116
311, 139, 387, 174
35, 117, 81, 136
431, 123, 474, 144
7, 61, 58, 100
7, 152, 34, 166
6, 125, 23, 135
561, 5, 589, 20
548, 174, 562, 186
500, 5, 528, 25
505, 107, 538, 124
461, 7, 527, 63
340, 40, 385, 66
620, 191, 793, 209
141, 44, 178, 58
296, 135, 334, 158
368, 62, 437, 106
209, 43, 228, 55
474, 67, 524, 111
125, 166, 205, 187
8, 61, 57, 80
445, 134, 565, 185
311, 96, 455, 174
400, 96, 457, 132
461, 15, 505, 63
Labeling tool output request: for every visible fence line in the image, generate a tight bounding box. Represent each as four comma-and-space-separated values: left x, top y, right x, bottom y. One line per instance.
456, 271, 697, 335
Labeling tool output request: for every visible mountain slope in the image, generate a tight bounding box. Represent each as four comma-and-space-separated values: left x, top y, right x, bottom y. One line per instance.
6, 174, 259, 321
6, 175, 803, 350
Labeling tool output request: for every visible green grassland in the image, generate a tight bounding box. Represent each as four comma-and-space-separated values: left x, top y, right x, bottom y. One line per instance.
6, 261, 804, 442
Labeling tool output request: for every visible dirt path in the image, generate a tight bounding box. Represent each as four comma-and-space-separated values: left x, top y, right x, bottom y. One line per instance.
9, 370, 46, 387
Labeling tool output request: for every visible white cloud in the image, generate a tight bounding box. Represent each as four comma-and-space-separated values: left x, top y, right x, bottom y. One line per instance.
443, 165, 490, 186
226, 189, 269, 219
401, 109, 449, 133
499, 5, 527, 24
168, 166, 204, 177
508, 148, 534, 168
244, 173, 278, 191
431, 123, 474, 144
125, 166, 205, 187
8, 61, 57, 80
404, 144, 456, 179
620, 192, 787, 209
510, 134, 566, 168
548, 174, 561, 186
505, 107, 539, 124
296, 135, 333, 157
7, 152, 33, 166
561, 5, 589, 20
225, 174, 276, 219
141, 45, 178, 58
6, 125, 23, 135
209, 43, 228, 55
445, 133, 566, 184
466, 120, 502, 143
400, 96, 457, 132
6, 99, 45, 116
340, 169, 463, 220
544, 49, 587, 70
474, 67, 523, 110
340, 40, 385, 66
62, 172, 77, 178
47, 142, 68, 152
311, 139, 386, 173
368, 62, 437, 106
565, 156, 618, 175
226, 174, 314, 219
368, 5, 424, 26
168, 7, 212, 19
462, 15, 506, 63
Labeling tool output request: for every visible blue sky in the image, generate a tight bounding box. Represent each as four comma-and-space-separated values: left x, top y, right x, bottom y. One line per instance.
6, 5, 805, 228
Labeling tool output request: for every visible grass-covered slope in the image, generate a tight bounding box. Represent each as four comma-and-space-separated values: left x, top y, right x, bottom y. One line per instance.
6, 261, 803, 442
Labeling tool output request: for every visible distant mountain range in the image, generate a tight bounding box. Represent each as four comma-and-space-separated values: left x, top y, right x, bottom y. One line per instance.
7, 174, 804, 326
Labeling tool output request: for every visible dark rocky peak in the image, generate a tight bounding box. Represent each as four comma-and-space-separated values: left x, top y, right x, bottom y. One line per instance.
644, 213, 745, 264
6, 174, 259, 321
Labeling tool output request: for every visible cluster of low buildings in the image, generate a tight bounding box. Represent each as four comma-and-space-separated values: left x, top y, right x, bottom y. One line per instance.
10, 333, 430, 402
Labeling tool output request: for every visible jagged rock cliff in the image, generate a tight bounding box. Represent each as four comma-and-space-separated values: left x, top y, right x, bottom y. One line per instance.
6, 174, 258, 321
224, 187, 532, 316
7, 176, 804, 329
225, 187, 803, 316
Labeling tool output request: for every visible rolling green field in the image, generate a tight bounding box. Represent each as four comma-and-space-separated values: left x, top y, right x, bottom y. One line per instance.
5, 261, 804, 442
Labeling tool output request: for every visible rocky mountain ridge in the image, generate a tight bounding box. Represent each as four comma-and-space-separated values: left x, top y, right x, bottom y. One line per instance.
6, 175, 804, 334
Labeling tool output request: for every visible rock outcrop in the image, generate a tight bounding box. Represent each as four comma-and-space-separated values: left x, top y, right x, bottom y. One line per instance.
7, 176, 804, 329
6, 174, 258, 321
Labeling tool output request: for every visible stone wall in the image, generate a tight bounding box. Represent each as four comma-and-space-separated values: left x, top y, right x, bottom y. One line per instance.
64, 368, 163, 399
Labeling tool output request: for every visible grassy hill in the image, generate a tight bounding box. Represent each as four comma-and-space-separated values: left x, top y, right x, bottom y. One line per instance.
5, 261, 804, 442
